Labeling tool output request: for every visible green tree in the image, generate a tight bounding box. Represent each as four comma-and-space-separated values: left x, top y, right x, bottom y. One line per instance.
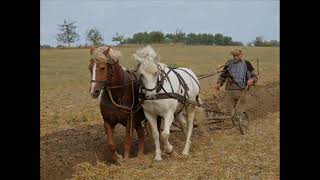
143, 32, 152, 44
165, 33, 174, 43
112, 32, 124, 45
86, 28, 104, 47
186, 33, 197, 44
149, 31, 165, 43
214, 33, 224, 45
230, 41, 244, 46
223, 36, 232, 46
56, 20, 80, 47
254, 36, 265, 46
173, 28, 186, 43
200, 33, 215, 45
270, 40, 280, 47
132, 32, 145, 44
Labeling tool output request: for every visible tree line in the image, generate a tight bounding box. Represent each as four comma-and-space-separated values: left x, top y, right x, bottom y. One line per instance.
40, 20, 279, 48
113, 29, 244, 46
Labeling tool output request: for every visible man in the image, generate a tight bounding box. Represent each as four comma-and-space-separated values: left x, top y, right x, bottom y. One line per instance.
215, 49, 258, 116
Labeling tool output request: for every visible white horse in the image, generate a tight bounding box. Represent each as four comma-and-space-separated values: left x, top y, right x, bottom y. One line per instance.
133, 45, 202, 161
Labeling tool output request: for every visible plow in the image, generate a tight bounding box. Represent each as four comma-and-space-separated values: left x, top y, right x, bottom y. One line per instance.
144, 57, 260, 136
169, 86, 250, 135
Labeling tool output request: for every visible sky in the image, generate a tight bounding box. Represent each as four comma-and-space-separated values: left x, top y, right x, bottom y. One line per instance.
40, 0, 279, 46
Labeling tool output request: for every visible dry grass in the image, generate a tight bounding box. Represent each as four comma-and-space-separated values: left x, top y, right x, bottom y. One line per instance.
71, 112, 279, 180
40, 45, 279, 180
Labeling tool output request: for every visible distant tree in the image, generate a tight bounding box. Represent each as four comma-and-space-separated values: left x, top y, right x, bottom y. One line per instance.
123, 37, 134, 44
56, 20, 80, 47
86, 28, 104, 47
206, 33, 215, 45
40, 44, 51, 48
56, 45, 66, 48
254, 36, 265, 47
246, 42, 254, 47
173, 28, 186, 43
223, 36, 232, 46
186, 33, 198, 44
142, 32, 152, 44
132, 32, 145, 44
270, 40, 280, 47
230, 41, 244, 46
214, 33, 224, 45
165, 33, 174, 42
112, 32, 124, 45
149, 31, 165, 43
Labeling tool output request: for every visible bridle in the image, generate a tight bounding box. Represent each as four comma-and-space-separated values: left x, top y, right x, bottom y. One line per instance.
90, 53, 119, 88
139, 63, 168, 94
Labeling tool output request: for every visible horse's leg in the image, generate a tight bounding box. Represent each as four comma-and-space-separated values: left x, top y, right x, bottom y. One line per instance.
157, 116, 162, 132
161, 112, 174, 154
176, 112, 187, 136
104, 121, 123, 163
135, 120, 145, 157
145, 113, 162, 161
124, 116, 135, 160
182, 105, 196, 155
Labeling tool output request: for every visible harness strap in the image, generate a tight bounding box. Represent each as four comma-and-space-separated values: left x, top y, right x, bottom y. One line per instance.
146, 93, 200, 106
175, 68, 201, 91
105, 70, 141, 136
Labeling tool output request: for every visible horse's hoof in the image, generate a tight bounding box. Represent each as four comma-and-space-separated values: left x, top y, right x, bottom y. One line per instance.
165, 146, 174, 155
182, 150, 189, 156
115, 160, 123, 166
154, 156, 162, 161
168, 150, 178, 157
114, 154, 124, 165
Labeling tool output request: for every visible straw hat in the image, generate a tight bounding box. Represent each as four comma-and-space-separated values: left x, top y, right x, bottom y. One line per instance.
230, 49, 243, 56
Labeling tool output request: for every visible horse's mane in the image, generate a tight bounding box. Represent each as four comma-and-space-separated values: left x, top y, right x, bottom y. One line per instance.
135, 45, 160, 62
134, 45, 166, 73
93, 47, 122, 63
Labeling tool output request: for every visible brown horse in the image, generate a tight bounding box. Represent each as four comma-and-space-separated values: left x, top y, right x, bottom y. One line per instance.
88, 46, 145, 164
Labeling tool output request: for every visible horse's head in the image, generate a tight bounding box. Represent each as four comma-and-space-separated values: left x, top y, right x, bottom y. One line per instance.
88, 46, 121, 99
133, 46, 161, 99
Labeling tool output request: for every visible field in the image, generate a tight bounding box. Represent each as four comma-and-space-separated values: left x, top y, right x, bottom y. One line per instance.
40, 45, 279, 180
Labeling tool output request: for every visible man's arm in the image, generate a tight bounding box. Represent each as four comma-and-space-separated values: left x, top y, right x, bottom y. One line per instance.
215, 61, 231, 90
246, 60, 258, 85
217, 65, 228, 86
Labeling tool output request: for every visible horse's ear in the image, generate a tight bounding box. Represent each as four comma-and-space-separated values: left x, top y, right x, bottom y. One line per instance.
90, 47, 95, 55
103, 46, 111, 56
133, 54, 144, 64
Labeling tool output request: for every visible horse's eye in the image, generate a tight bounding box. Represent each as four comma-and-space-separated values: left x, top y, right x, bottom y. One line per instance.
101, 67, 105, 70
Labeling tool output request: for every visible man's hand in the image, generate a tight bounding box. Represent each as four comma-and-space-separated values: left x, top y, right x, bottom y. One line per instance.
215, 84, 221, 90
247, 79, 255, 86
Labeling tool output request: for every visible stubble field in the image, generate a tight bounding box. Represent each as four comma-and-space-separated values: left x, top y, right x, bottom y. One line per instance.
40, 45, 279, 180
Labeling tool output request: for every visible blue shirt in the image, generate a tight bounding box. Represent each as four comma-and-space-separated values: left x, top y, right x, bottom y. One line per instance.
227, 59, 247, 89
